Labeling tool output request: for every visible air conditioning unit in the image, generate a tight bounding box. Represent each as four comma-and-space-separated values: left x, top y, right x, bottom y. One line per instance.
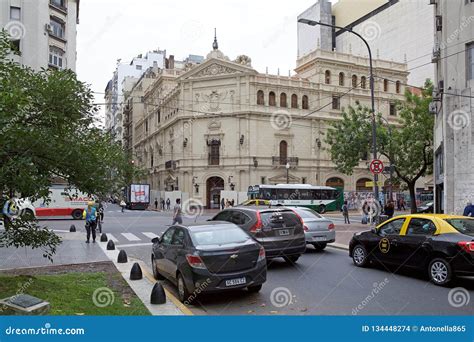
44, 23, 52, 33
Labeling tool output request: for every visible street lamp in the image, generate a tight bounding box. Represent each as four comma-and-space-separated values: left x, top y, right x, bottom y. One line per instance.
379, 116, 394, 202
298, 18, 379, 203
286, 162, 290, 184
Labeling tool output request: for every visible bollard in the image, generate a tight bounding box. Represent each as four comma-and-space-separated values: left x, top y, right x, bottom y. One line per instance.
69, 224, 76, 232
106, 240, 115, 250
150, 282, 166, 304
117, 250, 128, 263
130, 262, 142, 280
100, 233, 108, 242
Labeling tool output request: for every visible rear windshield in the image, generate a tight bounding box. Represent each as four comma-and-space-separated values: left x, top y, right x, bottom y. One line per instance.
260, 210, 301, 227
190, 226, 250, 245
293, 208, 322, 219
445, 219, 474, 237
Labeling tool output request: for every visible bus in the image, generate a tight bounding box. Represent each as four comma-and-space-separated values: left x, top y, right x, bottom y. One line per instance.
247, 184, 341, 213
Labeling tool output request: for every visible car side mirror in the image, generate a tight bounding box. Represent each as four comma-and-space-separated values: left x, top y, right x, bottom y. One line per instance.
152, 237, 159, 244
371, 228, 377, 234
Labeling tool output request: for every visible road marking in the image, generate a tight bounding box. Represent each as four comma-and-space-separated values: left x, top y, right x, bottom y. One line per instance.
116, 242, 152, 248
142, 232, 159, 240
107, 233, 119, 242
122, 233, 141, 241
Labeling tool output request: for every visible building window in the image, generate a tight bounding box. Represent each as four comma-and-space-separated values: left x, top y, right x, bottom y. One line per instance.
49, 46, 64, 68
302, 95, 309, 109
467, 42, 474, 80
50, 18, 65, 39
352, 75, 358, 88
361, 76, 367, 89
302, 177, 307, 184
389, 103, 397, 116
145, 119, 148, 132
136, 65, 142, 70
150, 152, 154, 167
332, 96, 340, 110
396, 81, 401, 93
269, 91, 276, 106
208, 140, 220, 165
10, 6, 21, 20
291, 94, 298, 108
10, 40, 20, 53
261, 176, 266, 184
157, 109, 161, 123
50, 0, 66, 9
383, 79, 389, 92
280, 93, 287, 107
257, 90, 264, 105
435, 146, 444, 177
339, 72, 345, 86
279, 140, 288, 165
325, 70, 331, 84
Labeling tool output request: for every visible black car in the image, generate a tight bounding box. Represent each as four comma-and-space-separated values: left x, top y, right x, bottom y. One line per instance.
151, 222, 267, 303
349, 214, 474, 286
210, 206, 306, 263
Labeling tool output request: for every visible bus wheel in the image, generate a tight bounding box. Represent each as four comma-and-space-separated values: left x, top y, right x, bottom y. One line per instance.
318, 205, 326, 214
72, 209, 83, 220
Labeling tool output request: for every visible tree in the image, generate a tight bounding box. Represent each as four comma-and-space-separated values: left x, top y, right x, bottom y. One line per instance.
326, 81, 434, 213
0, 30, 141, 259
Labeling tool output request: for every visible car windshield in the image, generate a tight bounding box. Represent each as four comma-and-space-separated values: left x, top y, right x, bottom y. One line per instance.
190, 226, 250, 246
293, 208, 322, 219
445, 218, 474, 237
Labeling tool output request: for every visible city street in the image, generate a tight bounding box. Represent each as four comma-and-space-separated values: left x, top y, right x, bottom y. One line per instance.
35, 205, 474, 316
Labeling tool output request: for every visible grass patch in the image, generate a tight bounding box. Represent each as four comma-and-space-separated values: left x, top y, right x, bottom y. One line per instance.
0, 272, 150, 315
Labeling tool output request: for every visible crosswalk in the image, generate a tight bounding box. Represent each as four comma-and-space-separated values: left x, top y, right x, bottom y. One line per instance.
104, 232, 160, 247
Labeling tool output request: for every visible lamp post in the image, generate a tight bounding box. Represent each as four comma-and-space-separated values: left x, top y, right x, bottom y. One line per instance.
298, 18, 379, 203
379, 116, 394, 202
286, 162, 290, 184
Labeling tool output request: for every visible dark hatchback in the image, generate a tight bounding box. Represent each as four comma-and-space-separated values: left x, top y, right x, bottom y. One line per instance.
349, 214, 474, 286
210, 207, 306, 263
151, 222, 267, 303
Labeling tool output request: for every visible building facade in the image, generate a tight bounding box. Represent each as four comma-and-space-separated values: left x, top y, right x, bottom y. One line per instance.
433, 0, 474, 214
132, 40, 409, 208
0, 0, 79, 71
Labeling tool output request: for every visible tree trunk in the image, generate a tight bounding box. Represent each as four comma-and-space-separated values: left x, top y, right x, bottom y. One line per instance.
407, 182, 418, 214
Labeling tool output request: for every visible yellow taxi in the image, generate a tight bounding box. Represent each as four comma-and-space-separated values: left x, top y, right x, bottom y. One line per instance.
240, 199, 270, 206
349, 214, 474, 286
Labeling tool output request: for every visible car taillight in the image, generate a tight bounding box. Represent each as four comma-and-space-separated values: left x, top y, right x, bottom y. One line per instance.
328, 223, 335, 230
250, 212, 263, 233
257, 246, 265, 262
303, 225, 309, 232
291, 210, 305, 228
458, 241, 474, 253
186, 254, 207, 269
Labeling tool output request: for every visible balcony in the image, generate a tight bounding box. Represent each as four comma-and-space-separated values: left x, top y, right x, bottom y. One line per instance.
272, 157, 299, 166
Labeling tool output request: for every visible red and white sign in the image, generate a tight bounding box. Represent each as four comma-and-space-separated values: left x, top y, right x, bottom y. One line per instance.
369, 159, 384, 174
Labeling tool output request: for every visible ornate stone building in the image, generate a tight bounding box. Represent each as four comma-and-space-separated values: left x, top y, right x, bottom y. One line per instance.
131, 38, 408, 208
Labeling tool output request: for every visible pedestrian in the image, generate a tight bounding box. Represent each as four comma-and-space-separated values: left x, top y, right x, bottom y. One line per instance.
154, 198, 158, 210
225, 200, 230, 208
161, 198, 165, 211
120, 199, 126, 213
98, 200, 104, 223
82, 201, 97, 243
166, 198, 171, 211
463, 201, 474, 217
231, 199, 235, 207
361, 200, 369, 224
396, 198, 401, 211
172, 198, 183, 225
400, 197, 406, 211
384, 200, 395, 218
221, 197, 225, 210
342, 200, 350, 224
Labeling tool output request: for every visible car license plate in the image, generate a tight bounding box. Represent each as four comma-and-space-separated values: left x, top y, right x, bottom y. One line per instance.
225, 277, 246, 287
279, 229, 290, 236
312, 236, 326, 242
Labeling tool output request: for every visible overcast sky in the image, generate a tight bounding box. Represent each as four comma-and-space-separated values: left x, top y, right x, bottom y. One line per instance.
76, 0, 338, 112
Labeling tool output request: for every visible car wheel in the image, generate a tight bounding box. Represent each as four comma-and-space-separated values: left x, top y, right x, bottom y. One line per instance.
318, 205, 326, 214
72, 209, 83, 220
21, 209, 35, 221
248, 284, 262, 293
312, 243, 327, 251
284, 255, 300, 264
428, 258, 452, 286
177, 273, 190, 303
151, 256, 165, 280
352, 245, 369, 267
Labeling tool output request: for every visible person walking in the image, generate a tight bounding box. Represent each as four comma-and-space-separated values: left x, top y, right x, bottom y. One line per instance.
160, 198, 165, 211
400, 197, 406, 211
342, 200, 350, 224
463, 201, 474, 217
384, 200, 395, 219
83, 201, 98, 243
166, 198, 171, 211
172, 198, 183, 225
154, 198, 158, 210
231, 199, 235, 207
120, 199, 126, 213
98, 200, 104, 223
221, 197, 225, 210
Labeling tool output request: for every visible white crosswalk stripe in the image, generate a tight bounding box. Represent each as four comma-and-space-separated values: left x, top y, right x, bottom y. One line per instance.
107, 233, 119, 243
142, 232, 159, 239
121, 233, 141, 241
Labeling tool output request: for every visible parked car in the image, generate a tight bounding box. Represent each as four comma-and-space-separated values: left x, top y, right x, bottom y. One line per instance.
210, 207, 306, 263
291, 207, 335, 251
349, 214, 474, 286
151, 222, 267, 303
417, 202, 434, 213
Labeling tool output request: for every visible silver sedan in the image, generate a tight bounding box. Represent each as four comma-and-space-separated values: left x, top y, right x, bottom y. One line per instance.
291, 207, 335, 251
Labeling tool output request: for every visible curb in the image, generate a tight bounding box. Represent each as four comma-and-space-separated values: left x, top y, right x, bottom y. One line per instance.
328, 243, 349, 251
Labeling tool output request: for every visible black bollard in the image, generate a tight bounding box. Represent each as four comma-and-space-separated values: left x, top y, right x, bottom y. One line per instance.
106, 240, 115, 250
150, 282, 166, 304
130, 262, 142, 280
117, 250, 128, 263
100, 233, 108, 242
70, 224, 76, 232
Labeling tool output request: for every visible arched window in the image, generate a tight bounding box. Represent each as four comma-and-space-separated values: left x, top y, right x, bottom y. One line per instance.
257, 90, 264, 105
352, 75, 358, 88
395, 81, 401, 94
339, 72, 345, 86
356, 178, 372, 192
291, 94, 298, 108
280, 93, 287, 107
325, 70, 331, 84
279, 140, 288, 165
269, 91, 276, 106
384, 79, 389, 92
361, 76, 367, 89
326, 177, 344, 188
302, 95, 309, 109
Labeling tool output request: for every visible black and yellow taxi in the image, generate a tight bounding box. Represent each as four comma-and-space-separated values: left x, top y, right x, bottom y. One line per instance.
349, 214, 474, 286
239, 199, 270, 206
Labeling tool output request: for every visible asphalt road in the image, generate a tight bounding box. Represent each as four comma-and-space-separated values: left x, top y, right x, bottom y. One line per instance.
39, 204, 474, 315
